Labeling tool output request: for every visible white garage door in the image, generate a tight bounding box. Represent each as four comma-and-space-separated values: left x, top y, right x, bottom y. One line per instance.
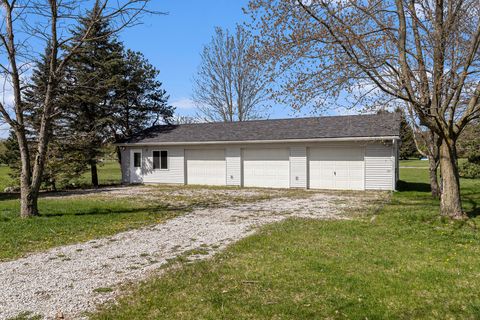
309, 147, 365, 190
186, 149, 226, 186
243, 148, 290, 188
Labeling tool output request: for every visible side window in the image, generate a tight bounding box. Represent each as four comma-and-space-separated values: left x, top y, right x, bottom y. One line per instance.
153, 150, 168, 170
153, 151, 160, 169
133, 152, 141, 168
161, 151, 168, 169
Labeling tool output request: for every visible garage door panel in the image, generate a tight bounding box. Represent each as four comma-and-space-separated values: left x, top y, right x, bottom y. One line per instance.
243, 149, 289, 188
186, 149, 226, 186
309, 147, 365, 190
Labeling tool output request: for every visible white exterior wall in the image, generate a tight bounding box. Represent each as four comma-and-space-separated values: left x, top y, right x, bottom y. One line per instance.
365, 142, 395, 190
122, 140, 397, 191
141, 147, 185, 184
120, 148, 130, 183
226, 147, 241, 186
289, 146, 307, 188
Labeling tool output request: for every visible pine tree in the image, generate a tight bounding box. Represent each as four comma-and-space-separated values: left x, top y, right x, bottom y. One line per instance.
2, 45, 87, 190
109, 49, 174, 141
398, 111, 419, 160
63, 5, 125, 188
64, 6, 174, 187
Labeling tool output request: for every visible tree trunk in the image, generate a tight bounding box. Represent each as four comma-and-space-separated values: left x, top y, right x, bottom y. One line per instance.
20, 179, 38, 218
91, 161, 99, 188
15, 130, 39, 218
116, 146, 122, 165
439, 139, 464, 219
428, 156, 440, 198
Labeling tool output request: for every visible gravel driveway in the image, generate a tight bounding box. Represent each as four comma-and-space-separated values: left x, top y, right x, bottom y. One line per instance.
0, 190, 379, 320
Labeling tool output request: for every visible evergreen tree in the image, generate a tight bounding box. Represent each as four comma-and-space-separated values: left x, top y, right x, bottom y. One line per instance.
63, 5, 125, 188
2, 46, 87, 190
2, 6, 174, 191
64, 7, 174, 187
109, 49, 174, 154
398, 110, 419, 160
377, 108, 418, 160
0, 131, 20, 181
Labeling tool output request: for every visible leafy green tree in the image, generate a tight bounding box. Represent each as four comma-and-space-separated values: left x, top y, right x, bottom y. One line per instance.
458, 122, 480, 178
0, 131, 20, 180
0, 140, 6, 160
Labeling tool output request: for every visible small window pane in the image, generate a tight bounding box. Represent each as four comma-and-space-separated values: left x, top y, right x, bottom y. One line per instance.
161, 151, 168, 169
133, 152, 141, 168
153, 151, 160, 169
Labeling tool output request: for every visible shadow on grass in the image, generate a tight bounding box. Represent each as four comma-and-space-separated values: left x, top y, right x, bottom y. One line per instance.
397, 180, 432, 193
465, 198, 480, 218
40, 204, 181, 218
0, 193, 19, 202
0, 184, 127, 202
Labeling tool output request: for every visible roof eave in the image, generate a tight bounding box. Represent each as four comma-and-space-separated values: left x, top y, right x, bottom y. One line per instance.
116, 136, 400, 147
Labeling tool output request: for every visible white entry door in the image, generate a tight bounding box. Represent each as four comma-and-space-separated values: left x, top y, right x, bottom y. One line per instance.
186, 149, 226, 186
243, 148, 290, 188
309, 147, 365, 190
130, 149, 143, 183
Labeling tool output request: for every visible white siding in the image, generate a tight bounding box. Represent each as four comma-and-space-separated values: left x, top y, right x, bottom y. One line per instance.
120, 148, 130, 183
365, 143, 395, 190
226, 147, 241, 186
290, 146, 307, 188
121, 140, 398, 191
142, 147, 185, 184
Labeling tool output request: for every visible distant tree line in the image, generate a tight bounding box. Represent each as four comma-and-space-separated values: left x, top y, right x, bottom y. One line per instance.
0, 6, 173, 191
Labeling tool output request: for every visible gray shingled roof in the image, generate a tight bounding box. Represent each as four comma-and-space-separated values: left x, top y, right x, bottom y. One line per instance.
120, 113, 400, 145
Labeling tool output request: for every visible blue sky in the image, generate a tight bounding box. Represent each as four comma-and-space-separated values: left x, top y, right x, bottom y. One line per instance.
119, 0, 312, 120
0, 0, 351, 140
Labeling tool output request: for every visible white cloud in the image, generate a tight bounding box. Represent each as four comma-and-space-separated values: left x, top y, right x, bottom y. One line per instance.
171, 98, 196, 110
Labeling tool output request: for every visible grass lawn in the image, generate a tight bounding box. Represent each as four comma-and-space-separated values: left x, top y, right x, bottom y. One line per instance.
0, 161, 129, 260
399, 158, 430, 167
92, 164, 480, 319
77, 161, 122, 186
401, 158, 468, 168
0, 161, 122, 191
0, 165, 14, 191
0, 195, 183, 261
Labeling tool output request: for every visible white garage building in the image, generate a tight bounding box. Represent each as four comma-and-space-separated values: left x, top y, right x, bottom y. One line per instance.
118, 113, 400, 191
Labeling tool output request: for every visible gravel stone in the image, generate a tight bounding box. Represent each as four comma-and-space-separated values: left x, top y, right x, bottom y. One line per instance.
0, 191, 374, 320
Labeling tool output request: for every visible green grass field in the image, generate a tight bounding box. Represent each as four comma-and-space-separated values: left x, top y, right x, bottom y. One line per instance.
92, 166, 480, 320
2, 160, 480, 318
0, 161, 122, 191
0, 161, 132, 260
400, 158, 468, 168
0, 165, 14, 191
81, 161, 122, 186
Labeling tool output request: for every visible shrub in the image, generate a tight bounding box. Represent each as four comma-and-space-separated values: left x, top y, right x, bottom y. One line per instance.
459, 161, 480, 179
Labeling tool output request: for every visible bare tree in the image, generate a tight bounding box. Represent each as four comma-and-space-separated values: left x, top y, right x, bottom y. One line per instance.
171, 115, 200, 125
247, 0, 480, 219
0, 0, 155, 218
193, 25, 269, 122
